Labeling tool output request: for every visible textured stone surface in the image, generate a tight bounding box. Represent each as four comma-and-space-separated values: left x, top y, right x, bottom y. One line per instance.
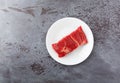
0, 0, 120, 83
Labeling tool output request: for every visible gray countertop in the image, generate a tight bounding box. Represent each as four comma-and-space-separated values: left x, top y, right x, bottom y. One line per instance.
0, 0, 120, 83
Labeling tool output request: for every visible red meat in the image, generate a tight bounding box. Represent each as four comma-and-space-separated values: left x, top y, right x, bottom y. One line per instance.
52, 26, 88, 57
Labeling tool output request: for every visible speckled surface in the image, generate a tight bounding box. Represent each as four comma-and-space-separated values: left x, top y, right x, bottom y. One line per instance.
0, 0, 120, 83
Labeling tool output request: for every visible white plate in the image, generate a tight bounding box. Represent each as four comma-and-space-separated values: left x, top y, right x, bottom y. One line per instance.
46, 17, 94, 65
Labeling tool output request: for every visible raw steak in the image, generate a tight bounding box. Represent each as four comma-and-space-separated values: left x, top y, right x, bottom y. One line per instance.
52, 26, 88, 57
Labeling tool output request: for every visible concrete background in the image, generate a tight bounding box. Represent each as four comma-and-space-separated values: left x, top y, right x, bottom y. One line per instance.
0, 0, 120, 83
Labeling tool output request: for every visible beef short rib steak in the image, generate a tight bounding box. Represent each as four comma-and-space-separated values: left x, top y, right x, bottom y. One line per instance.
52, 26, 88, 57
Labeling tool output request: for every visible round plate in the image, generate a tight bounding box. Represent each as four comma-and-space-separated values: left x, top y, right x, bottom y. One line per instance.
46, 17, 94, 65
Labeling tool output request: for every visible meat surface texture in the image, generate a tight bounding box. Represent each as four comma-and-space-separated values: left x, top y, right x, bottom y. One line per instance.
52, 26, 88, 57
